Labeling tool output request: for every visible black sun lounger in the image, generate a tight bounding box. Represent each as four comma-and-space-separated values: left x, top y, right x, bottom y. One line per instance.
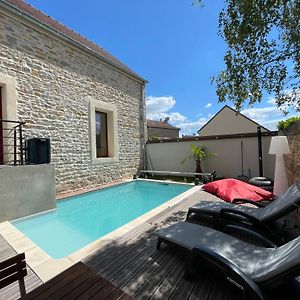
186, 183, 300, 244
156, 221, 300, 300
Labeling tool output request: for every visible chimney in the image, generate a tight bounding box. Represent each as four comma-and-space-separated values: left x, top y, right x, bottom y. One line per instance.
163, 117, 170, 123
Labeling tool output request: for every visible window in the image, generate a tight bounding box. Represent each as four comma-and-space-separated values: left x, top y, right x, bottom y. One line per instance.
88, 97, 119, 164
95, 111, 108, 157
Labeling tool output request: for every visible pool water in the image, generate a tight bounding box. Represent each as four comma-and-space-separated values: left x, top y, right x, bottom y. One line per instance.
12, 180, 191, 258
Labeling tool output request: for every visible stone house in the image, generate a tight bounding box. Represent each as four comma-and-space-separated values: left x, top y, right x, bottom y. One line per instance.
0, 0, 147, 194
147, 118, 180, 139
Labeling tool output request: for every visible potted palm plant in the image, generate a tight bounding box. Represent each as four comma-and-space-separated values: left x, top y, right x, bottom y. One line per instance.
182, 144, 216, 181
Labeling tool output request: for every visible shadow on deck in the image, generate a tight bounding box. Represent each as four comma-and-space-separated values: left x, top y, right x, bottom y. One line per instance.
83, 190, 300, 300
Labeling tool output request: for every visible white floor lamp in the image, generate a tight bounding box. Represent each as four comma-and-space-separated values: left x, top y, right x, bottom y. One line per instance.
269, 136, 290, 197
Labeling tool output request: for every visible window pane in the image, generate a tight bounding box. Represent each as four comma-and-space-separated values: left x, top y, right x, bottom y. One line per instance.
95, 112, 108, 157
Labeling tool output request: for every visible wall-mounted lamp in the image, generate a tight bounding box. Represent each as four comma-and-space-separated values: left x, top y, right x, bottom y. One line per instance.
269, 136, 290, 197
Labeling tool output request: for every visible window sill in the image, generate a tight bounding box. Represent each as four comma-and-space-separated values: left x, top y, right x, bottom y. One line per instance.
91, 157, 118, 165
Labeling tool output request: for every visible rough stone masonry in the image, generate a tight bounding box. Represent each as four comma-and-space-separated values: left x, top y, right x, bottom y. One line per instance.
0, 8, 146, 194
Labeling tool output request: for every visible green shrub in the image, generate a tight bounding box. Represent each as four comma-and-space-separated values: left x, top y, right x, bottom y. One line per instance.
148, 136, 161, 142
277, 116, 300, 130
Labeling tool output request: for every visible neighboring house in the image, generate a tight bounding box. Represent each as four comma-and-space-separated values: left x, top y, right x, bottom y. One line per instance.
147, 118, 180, 139
198, 105, 270, 136
146, 106, 277, 180
0, 0, 147, 193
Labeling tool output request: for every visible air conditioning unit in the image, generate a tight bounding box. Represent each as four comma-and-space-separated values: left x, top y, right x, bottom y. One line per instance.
26, 138, 51, 164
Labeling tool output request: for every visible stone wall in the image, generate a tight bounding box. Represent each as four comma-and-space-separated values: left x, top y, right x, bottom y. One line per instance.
283, 120, 300, 185
0, 10, 145, 193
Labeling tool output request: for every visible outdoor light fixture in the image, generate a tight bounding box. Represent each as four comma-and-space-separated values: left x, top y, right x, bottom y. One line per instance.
269, 136, 290, 197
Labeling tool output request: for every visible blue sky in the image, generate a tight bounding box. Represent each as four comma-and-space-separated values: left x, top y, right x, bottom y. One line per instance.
27, 0, 299, 135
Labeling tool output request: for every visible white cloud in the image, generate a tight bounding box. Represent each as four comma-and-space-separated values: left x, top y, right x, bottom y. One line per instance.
204, 103, 212, 108
177, 118, 208, 135
146, 95, 207, 135
167, 112, 187, 123
146, 96, 176, 117
241, 102, 300, 130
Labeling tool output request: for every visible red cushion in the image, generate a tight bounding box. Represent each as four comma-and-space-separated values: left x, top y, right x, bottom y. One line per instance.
203, 178, 273, 203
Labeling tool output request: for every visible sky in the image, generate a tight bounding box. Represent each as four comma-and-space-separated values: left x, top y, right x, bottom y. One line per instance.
26, 0, 299, 135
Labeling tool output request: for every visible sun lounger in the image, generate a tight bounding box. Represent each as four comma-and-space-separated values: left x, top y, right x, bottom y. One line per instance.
156, 221, 300, 300
186, 183, 300, 244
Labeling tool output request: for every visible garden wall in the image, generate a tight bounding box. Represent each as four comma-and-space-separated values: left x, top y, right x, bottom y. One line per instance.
283, 120, 300, 185
146, 134, 276, 180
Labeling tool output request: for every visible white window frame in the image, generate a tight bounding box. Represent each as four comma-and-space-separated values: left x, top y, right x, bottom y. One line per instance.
88, 96, 119, 164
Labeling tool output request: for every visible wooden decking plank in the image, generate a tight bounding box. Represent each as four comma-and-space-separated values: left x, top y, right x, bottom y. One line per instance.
85, 223, 153, 268
149, 255, 185, 300
85, 227, 154, 273
21, 263, 89, 300
118, 293, 133, 300
170, 273, 212, 300
122, 247, 172, 295
61, 273, 107, 300
209, 278, 238, 300
104, 286, 128, 300
103, 235, 156, 274
112, 243, 159, 287
133, 252, 182, 299
188, 275, 214, 300
87, 234, 157, 277
108, 242, 158, 283
76, 277, 111, 299
89, 282, 118, 300
41, 264, 96, 299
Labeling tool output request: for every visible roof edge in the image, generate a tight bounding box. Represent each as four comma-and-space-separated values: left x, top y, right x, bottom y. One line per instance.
0, 0, 147, 84
197, 105, 271, 133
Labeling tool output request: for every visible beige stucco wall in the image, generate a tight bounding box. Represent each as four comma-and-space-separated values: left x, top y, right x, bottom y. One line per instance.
199, 106, 268, 136
146, 137, 275, 179
0, 164, 56, 222
0, 8, 146, 193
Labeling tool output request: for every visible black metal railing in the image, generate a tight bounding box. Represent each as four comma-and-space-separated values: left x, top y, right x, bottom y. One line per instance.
0, 119, 26, 165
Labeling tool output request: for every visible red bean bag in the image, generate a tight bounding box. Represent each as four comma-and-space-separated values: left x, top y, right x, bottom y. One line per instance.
203, 178, 273, 203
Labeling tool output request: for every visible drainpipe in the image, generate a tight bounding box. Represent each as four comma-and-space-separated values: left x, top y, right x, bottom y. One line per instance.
257, 126, 263, 177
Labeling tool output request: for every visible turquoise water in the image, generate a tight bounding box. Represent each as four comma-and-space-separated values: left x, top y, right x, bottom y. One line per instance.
12, 180, 191, 258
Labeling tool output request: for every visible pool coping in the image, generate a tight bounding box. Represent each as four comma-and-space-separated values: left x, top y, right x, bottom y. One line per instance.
0, 179, 201, 282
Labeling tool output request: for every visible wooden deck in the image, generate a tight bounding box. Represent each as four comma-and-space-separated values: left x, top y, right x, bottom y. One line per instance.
1, 188, 300, 299
83, 190, 300, 300
0, 234, 42, 299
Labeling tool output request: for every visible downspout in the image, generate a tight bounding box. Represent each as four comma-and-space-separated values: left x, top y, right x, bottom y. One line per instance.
257, 126, 263, 177
142, 82, 147, 171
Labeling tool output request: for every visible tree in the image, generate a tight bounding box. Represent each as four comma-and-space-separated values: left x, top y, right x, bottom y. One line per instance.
195, 0, 300, 113
181, 144, 215, 175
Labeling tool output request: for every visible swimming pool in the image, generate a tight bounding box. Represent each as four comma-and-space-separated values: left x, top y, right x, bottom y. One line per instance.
12, 180, 191, 258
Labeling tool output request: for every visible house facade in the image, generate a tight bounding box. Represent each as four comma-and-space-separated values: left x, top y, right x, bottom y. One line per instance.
198, 105, 270, 136
0, 0, 146, 193
147, 118, 180, 139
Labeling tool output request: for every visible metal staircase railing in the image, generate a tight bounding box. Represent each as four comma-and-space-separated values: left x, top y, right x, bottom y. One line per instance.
0, 119, 26, 165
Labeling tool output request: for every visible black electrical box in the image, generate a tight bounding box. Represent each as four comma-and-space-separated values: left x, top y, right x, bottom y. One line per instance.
26, 138, 51, 164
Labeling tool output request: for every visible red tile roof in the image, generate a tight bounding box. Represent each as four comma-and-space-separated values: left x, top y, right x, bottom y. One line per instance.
2, 0, 146, 82
147, 119, 180, 130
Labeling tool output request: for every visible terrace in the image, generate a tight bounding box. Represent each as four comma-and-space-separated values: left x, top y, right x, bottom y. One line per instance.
1, 187, 299, 299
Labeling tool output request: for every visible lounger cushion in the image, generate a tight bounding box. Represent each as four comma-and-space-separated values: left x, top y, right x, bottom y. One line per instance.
156, 222, 300, 283
203, 179, 273, 203
188, 200, 257, 218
